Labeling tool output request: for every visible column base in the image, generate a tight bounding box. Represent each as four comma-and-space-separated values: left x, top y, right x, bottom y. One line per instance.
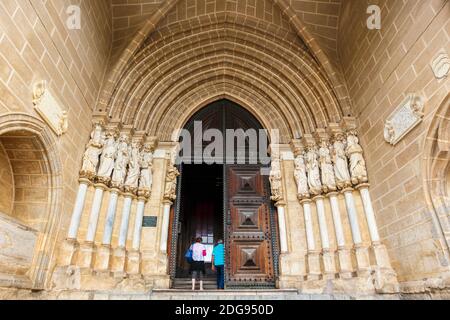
322, 250, 337, 280
355, 245, 371, 277
371, 243, 399, 293
94, 245, 112, 272
111, 247, 127, 276
126, 250, 142, 276
307, 251, 322, 280
371, 242, 393, 269
337, 247, 354, 279
76, 242, 96, 269
57, 239, 79, 266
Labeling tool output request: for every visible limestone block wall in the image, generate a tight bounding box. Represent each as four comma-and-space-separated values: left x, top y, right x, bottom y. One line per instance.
0, 143, 13, 216
339, 0, 450, 288
0, 0, 113, 287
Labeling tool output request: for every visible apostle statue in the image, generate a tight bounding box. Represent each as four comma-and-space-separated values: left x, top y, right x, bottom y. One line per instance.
269, 158, 283, 203
319, 140, 337, 193
80, 122, 104, 179
305, 144, 322, 196
111, 134, 130, 188
346, 132, 368, 185
164, 164, 180, 202
138, 142, 154, 195
332, 134, 352, 189
97, 130, 117, 183
124, 140, 141, 193
294, 154, 310, 200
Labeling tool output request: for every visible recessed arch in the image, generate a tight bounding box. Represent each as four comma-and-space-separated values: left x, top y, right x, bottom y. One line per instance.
100, 13, 346, 144
0, 113, 63, 290
423, 93, 450, 263
97, 1, 351, 138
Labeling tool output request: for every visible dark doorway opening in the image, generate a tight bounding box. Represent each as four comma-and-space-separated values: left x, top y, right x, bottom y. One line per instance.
175, 164, 224, 278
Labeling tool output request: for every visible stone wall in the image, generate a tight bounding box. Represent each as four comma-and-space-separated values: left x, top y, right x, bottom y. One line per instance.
339, 0, 450, 288
0, 143, 13, 216
0, 0, 113, 287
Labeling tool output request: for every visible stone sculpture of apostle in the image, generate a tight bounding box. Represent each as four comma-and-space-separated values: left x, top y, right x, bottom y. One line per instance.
124, 141, 142, 192
269, 158, 283, 203
139, 143, 154, 192
305, 145, 322, 196
346, 132, 368, 185
319, 141, 337, 193
332, 135, 352, 189
294, 154, 310, 200
111, 134, 130, 188
80, 123, 104, 179
97, 131, 117, 183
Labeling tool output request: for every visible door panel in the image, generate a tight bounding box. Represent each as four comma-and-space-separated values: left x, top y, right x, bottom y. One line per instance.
226, 165, 275, 288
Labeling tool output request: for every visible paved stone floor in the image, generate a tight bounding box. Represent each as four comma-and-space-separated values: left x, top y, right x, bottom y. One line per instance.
1, 288, 449, 300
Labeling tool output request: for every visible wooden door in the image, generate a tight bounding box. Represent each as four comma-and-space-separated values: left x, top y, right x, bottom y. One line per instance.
225, 165, 276, 288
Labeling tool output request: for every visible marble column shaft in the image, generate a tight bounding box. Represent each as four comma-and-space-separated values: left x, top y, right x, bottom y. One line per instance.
67, 181, 89, 240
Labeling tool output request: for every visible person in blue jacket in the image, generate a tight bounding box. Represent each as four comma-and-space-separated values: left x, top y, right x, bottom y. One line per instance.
211, 239, 225, 290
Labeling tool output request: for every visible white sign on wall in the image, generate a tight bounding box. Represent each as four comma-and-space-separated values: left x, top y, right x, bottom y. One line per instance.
32, 81, 68, 136
384, 94, 425, 146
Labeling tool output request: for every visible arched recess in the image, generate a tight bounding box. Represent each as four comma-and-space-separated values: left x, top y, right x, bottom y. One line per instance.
0, 113, 63, 290
97, 0, 352, 134
423, 94, 450, 265
99, 12, 347, 144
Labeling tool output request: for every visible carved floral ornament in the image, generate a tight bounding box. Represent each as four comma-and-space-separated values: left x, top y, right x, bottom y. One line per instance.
79, 119, 158, 198
430, 50, 450, 80
384, 94, 425, 146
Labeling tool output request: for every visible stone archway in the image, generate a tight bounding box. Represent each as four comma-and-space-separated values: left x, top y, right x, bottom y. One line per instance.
169, 99, 280, 289
423, 94, 450, 263
0, 114, 62, 290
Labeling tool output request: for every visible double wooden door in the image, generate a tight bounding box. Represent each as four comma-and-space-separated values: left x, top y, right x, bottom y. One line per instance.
225, 165, 277, 288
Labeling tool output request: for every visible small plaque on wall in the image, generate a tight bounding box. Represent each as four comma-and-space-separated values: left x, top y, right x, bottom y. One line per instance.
142, 216, 158, 228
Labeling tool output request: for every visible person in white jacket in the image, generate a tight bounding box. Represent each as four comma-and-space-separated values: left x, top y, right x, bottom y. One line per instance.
190, 237, 207, 291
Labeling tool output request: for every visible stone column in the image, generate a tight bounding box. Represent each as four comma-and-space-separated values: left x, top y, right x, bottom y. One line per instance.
343, 187, 370, 276
314, 195, 336, 279
58, 178, 90, 266
328, 192, 353, 279
67, 179, 90, 240
276, 202, 289, 254
160, 200, 173, 253
77, 183, 107, 269
357, 184, 394, 271
160, 162, 180, 253
300, 199, 321, 280
92, 188, 118, 272
127, 194, 147, 276
111, 192, 134, 276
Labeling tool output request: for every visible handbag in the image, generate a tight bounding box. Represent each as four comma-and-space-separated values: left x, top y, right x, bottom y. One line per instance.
184, 247, 193, 263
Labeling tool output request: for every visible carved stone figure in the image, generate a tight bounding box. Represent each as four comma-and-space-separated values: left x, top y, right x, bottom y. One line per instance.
55, 111, 69, 136
332, 135, 352, 189
319, 141, 337, 193
305, 145, 322, 196
80, 123, 104, 179
269, 158, 283, 202
139, 143, 154, 193
384, 120, 396, 145
346, 132, 368, 185
164, 165, 180, 202
111, 134, 130, 188
294, 154, 310, 200
124, 141, 141, 193
97, 131, 117, 183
